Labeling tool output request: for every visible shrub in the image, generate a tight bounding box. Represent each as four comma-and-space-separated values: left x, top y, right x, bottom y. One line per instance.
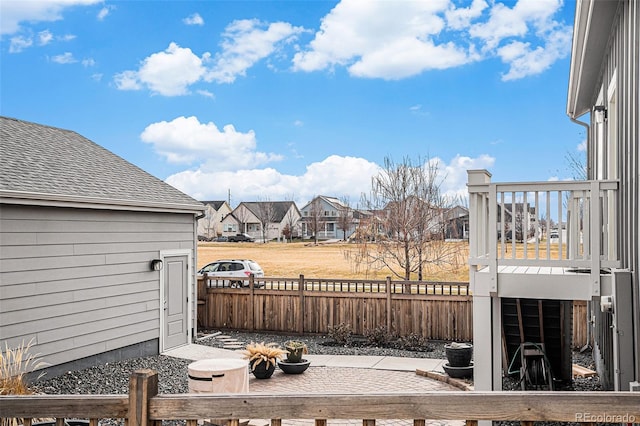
0, 339, 46, 396
399, 333, 430, 351
364, 325, 396, 346
1, 339, 47, 426
327, 322, 352, 345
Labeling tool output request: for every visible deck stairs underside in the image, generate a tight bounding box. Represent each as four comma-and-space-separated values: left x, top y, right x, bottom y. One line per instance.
501, 298, 573, 386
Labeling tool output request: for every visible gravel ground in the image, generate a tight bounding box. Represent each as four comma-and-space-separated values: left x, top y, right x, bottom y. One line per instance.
33, 330, 601, 396
29, 331, 602, 426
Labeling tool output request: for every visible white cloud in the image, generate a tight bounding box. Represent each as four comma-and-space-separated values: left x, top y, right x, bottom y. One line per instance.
206, 19, 305, 84
97, 6, 115, 21
0, 0, 101, 35
434, 154, 495, 200
292, 0, 471, 80
577, 139, 586, 152
163, 147, 493, 207
38, 30, 53, 45
113, 70, 141, 90
166, 155, 381, 204
114, 43, 209, 96
82, 58, 96, 67
183, 13, 204, 26
468, 0, 571, 80
446, 0, 488, 30
140, 116, 282, 169
197, 89, 215, 99
9, 35, 32, 53
498, 24, 571, 81
51, 52, 76, 64
293, 0, 569, 81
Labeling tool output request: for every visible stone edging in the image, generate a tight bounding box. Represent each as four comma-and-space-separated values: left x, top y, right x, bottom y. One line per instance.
415, 369, 474, 391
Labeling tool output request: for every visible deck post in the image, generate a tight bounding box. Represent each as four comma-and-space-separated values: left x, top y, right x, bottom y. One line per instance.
468, 170, 500, 426
299, 274, 305, 333
128, 369, 158, 426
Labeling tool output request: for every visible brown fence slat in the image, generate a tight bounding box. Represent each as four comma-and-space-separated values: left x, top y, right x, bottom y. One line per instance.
202, 277, 586, 344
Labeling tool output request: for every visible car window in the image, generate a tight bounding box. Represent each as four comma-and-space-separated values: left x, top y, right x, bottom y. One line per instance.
248, 261, 261, 271
230, 262, 243, 271
201, 263, 220, 273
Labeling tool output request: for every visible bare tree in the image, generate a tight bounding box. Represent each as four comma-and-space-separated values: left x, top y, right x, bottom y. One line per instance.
233, 204, 252, 235
305, 197, 324, 245
347, 156, 459, 281
255, 199, 277, 243
566, 150, 587, 180
336, 196, 353, 241
282, 195, 300, 242
201, 204, 217, 239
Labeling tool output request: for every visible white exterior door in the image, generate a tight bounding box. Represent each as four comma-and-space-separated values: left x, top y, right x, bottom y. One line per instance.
162, 253, 190, 350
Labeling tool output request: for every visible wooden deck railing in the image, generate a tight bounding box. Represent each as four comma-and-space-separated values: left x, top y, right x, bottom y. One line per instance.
2, 370, 639, 425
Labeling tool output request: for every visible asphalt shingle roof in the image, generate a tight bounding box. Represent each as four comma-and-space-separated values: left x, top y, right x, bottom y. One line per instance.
0, 117, 203, 211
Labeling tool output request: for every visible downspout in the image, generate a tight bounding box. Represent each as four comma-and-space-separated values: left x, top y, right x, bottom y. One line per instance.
569, 114, 593, 351
570, 115, 592, 179
194, 210, 206, 339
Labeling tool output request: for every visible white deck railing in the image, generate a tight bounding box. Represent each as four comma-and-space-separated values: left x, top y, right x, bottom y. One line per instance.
468, 170, 619, 271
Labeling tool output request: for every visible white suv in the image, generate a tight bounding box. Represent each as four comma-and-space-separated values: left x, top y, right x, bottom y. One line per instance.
198, 259, 264, 288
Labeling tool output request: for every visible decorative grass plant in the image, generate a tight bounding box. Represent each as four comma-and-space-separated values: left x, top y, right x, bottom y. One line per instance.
1, 339, 47, 426
242, 342, 287, 371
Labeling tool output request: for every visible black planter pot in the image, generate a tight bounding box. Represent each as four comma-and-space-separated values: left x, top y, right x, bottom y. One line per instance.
443, 362, 474, 379
251, 362, 276, 379
278, 359, 311, 374
445, 343, 473, 367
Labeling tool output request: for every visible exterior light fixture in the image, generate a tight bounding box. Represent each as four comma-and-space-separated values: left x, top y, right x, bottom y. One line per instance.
593, 105, 607, 123
150, 259, 163, 271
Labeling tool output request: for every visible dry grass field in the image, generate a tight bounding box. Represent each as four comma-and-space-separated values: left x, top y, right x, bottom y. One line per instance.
198, 241, 470, 282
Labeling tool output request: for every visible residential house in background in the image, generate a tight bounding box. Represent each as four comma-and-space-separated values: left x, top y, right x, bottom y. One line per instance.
468, 0, 638, 393
197, 200, 232, 240
299, 195, 369, 240
0, 117, 204, 378
221, 201, 300, 242
444, 205, 469, 240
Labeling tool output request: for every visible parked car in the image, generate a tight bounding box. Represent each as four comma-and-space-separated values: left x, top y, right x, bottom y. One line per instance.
228, 233, 255, 242
198, 259, 264, 287
215, 236, 228, 242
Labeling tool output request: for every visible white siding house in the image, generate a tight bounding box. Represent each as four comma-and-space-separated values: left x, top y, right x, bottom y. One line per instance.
197, 201, 232, 239
221, 201, 301, 242
0, 117, 204, 377
299, 196, 368, 240
468, 0, 638, 393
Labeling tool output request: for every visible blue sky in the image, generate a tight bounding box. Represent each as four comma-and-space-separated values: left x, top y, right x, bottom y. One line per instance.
1, 0, 583, 207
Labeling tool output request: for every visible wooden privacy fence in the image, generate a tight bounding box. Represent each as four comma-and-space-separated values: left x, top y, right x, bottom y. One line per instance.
197, 276, 590, 346
3, 370, 639, 425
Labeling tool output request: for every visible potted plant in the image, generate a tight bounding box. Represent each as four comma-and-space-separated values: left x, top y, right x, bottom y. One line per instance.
443, 342, 473, 379
242, 342, 287, 379
278, 340, 311, 374
284, 340, 308, 363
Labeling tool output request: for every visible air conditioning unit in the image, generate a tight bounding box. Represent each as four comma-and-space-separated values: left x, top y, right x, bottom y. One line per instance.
609, 270, 634, 391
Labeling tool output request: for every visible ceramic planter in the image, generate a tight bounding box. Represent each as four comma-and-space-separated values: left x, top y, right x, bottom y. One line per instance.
251, 362, 276, 379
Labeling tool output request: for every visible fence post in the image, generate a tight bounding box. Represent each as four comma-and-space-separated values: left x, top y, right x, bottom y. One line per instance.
298, 274, 305, 334
386, 277, 392, 332
128, 369, 158, 426
249, 274, 255, 331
